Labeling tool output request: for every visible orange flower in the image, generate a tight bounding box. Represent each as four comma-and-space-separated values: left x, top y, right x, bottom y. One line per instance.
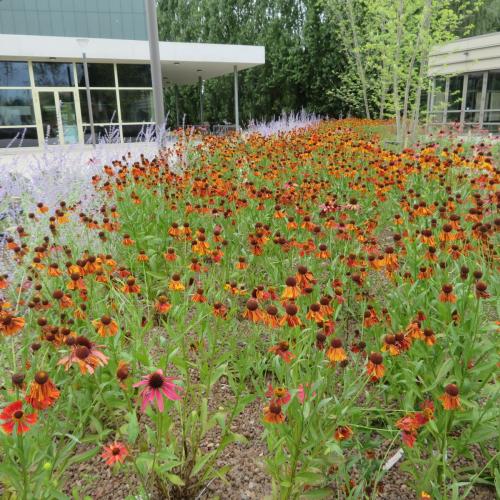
137, 251, 149, 262
168, 274, 185, 291
269, 341, 295, 363
122, 277, 141, 294
334, 425, 353, 441
164, 248, 177, 261
281, 277, 301, 300
0, 313, 25, 336
192, 288, 207, 303
122, 234, 135, 246
235, 257, 248, 270
58, 336, 109, 375
92, 316, 119, 337
326, 338, 347, 363
306, 303, 324, 322
366, 352, 385, 380
25, 371, 60, 410
440, 384, 461, 410
212, 302, 228, 318
1, 401, 38, 435
381, 334, 400, 356
263, 401, 285, 424
265, 384, 291, 405
439, 284, 456, 303
102, 441, 129, 466
279, 303, 302, 327
243, 299, 262, 323
155, 295, 172, 314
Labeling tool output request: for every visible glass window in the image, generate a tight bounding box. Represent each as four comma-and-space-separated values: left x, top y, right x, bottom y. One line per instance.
122, 124, 150, 142
119, 90, 153, 122
465, 74, 483, 111
429, 111, 444, 123
79, 90, 118, 123
82, 125, 121, 144
446, 111, 461, 123
117, 64, 152, 87
33, 62, 74, 86
76, 63, 115, 87
448, 75, 463, 111
0, 61, 30, 87
0, 127, 38, 148
464, 111, 480, 123
432, 77, 446, 112
484, 111, 500, 123
486, 72, 500, 110
0, 89, 35, 126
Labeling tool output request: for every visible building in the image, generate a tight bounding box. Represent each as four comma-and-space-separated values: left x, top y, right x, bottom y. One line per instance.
0, 0, 265, 148
427, 31, 500, 133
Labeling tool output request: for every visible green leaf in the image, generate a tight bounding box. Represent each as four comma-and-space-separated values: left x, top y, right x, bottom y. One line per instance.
191, 450, 216, 477
127, 411, 140, 445
302, 487, 335, 498
165, 473, 185, 486
66, 446, 100, 467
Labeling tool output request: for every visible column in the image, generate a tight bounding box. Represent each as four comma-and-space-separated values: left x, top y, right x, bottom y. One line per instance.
479, 71, 488, 130
459, 74, 468, 131
175, 84, 180, 128
234, 65, 240, 131
443, 77, 450, 125
199, 75, 203, 124
145, 0, 165, 144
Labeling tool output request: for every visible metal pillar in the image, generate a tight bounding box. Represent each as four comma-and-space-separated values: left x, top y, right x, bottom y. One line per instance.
426, 78, 434, 132
442, 77, 450, 125
199, 76, 204, 123
145, 0, 165, 145
82, 52, 96, 147
234, 65, 239, 131
459, 74, 468, 131
478, 71, 488, 130
174, 84, 180, 128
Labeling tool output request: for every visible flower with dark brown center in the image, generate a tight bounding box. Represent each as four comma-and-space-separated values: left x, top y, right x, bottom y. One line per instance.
75, 346, 90, 360
445, 384, 459, 396
35, 371, 49, 385
148, 372, 165, 389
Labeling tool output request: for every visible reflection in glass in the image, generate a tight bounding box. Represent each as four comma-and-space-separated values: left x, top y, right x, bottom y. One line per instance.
59, 92, 78, 144
39, 92, 59, 145
447, 76, 463, 111
120, 90, 153, 122
82, 125, 121, 144
465, 74, 483, 111
464, 111, 480, 123
117, 64, 152, 87
122, 124, 149, 142
0, 61, 30, 87
33, 62, 74, 87
0, 127, 38, 148
76, 63, 115, 87
80, 90, 118, 123
0, 89, 35, 126
432, 77, 447, 113
446, 111, 461, 123
486, 72, 500, 111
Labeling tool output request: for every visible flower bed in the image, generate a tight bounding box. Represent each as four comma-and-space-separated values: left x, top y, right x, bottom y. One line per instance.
0, 119, 498, 499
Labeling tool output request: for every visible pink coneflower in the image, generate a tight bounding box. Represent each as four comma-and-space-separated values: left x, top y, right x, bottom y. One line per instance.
101, 441, 129, 466
133, 369, 182, 412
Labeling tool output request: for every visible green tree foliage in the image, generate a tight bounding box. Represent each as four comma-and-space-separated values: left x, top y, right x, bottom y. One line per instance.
158, 0, 345, 126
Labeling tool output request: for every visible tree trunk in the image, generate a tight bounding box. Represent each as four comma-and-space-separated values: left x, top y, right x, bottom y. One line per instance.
392, 0, 404, 141
346, 0, 371, 119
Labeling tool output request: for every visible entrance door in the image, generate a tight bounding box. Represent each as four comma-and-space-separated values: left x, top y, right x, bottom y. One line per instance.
38, 90, 79, 145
